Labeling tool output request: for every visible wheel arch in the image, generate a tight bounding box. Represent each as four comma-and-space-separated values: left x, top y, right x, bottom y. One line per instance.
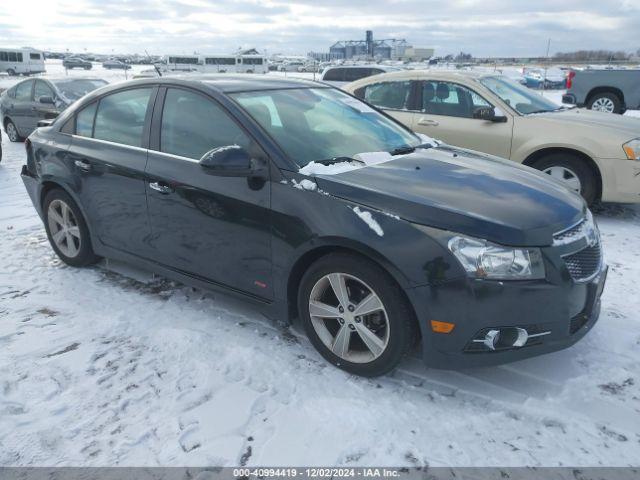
586, 86, 624, 106
39, 179, 98, 245
522, 147, 602, 201
285, 240, 415, 326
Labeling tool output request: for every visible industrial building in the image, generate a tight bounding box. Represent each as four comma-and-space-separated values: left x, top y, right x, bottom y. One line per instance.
310, 30, 432, 62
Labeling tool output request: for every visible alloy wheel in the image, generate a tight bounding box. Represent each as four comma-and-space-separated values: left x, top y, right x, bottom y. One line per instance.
6, 122, 19, 142
591, 97, 615, 113
543, 165, 582, 193
308, 273, 390, 363
47, 199, 82, 258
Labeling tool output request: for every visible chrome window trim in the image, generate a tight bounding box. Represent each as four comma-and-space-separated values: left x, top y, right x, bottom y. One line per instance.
148, 149, 200, 163
70, 134, 149, 154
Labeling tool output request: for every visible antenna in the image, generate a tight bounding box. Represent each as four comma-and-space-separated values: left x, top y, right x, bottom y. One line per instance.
145, 49, 162, 77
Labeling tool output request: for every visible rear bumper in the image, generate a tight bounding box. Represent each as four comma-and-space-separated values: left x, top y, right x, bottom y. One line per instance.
21, 165, 43, 219
406, 265, 607, 369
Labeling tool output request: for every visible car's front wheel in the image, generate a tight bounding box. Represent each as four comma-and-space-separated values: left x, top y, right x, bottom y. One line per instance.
5, 120, 22, 142
533, 153, 598, 205
43, 189, 100, 267
298, 253, 417, 377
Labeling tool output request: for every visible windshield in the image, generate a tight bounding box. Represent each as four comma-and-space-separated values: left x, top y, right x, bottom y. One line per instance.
52, 79, 107, 102
231, 88, 421, 167
480, 76, 560, 114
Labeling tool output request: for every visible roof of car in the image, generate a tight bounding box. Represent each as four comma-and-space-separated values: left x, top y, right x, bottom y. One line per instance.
114, 74, 326, 93
343, 68, 497, 89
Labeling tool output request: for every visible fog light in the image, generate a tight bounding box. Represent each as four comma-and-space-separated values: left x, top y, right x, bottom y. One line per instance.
482, 327, 529, 350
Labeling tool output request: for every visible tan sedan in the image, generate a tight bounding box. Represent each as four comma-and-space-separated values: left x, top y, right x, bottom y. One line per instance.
344, 70, 640, 205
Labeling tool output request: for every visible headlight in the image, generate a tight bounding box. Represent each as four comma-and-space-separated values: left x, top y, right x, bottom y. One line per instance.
448, 235, 545, 280
623, 138, 640, 160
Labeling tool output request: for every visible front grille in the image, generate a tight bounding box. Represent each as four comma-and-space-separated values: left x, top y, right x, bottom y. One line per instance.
563, 243, 602, 281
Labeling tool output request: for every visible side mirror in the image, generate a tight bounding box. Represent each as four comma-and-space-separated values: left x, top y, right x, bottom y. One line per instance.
199, 145, 255, 176
473, 106, 507, 123
39, 95, 55, 105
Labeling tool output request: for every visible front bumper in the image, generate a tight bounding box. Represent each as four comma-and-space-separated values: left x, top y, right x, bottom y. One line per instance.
596, 157, 640, 203
406, 265, 607, 369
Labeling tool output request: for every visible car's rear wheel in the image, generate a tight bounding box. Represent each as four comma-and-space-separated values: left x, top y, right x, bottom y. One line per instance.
5, 120, 22, 142
587, 92, 622, 114
7, 68, 16, 76
533, 153, 598, 205
298, 253, 417, 377
43, 189, 99, 267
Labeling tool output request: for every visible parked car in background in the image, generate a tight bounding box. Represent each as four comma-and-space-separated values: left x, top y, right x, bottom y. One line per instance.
0, 47, 45, 75
1, 77, 107, 141
21, 76, 606, 376
278, 61, 305, 72
522, 68, 566, 89
102, 59, 131, 70
62, 57, 93, 70
345, 70, 640, 204
320, 65, 401, 87
563, 69, 640, 114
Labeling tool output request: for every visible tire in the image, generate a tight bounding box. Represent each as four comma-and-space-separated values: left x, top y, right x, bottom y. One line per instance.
84, 66, 91, 70
7, 68, 16, 76
4, 119, 23, 142
532, 153, 598, 205
43, 189, 100, 267
587, 92, 622, 114
298, 252, 417, 377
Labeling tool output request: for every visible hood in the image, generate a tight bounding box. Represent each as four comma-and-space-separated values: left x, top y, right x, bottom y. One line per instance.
313, 147, 585, 247
530, 108, 640, 138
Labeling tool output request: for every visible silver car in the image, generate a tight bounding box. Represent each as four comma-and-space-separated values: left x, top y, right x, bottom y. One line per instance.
1, 77, 107, 141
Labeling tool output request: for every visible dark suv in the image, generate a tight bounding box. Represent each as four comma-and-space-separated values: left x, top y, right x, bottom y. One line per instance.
1, 77, 107, 141
62, 57, 92, 70
21, 76, 607, 376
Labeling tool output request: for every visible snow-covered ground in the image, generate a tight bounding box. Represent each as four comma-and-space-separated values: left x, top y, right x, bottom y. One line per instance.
1, 62, 640, 467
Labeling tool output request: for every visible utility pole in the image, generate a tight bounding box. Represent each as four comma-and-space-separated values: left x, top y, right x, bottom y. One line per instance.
542, 38, 551, 91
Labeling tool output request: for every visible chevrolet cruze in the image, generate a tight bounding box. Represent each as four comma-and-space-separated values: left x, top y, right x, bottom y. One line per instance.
21, 76, 607, 377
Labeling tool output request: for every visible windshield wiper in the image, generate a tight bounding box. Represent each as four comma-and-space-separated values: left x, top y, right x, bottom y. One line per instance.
315, 156, 365, 166
390, 145, 416, 155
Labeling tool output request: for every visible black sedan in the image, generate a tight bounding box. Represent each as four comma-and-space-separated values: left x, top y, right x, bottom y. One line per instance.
21, 76, 607, 377
62, 57, 92, 70
0, 77, 107, 141
102, 60, 132, 70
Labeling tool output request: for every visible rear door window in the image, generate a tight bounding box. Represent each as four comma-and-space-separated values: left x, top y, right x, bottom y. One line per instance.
75, 102, 98, 137
363, 81, 412, 110
15, 80, 34, 102
322, 68, 344, 82
93, 88, 153, 147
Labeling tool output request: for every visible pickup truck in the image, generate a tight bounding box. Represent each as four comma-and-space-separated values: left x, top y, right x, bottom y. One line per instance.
562, 69, 640, 114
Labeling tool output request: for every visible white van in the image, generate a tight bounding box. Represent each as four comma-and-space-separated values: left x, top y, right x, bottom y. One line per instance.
0, 48, 46, 76
163, 55, 201, 72
202, 55, 237, 73
201, 54, 267, 74
237, 55, 267, 74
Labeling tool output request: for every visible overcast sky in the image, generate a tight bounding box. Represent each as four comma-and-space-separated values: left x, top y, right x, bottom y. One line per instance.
2, 0, 639, 57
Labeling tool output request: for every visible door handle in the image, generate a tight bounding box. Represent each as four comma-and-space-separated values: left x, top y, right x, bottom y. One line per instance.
74, 159, 91, 172
417, 117, 439, 126
149, 181, 173, 194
